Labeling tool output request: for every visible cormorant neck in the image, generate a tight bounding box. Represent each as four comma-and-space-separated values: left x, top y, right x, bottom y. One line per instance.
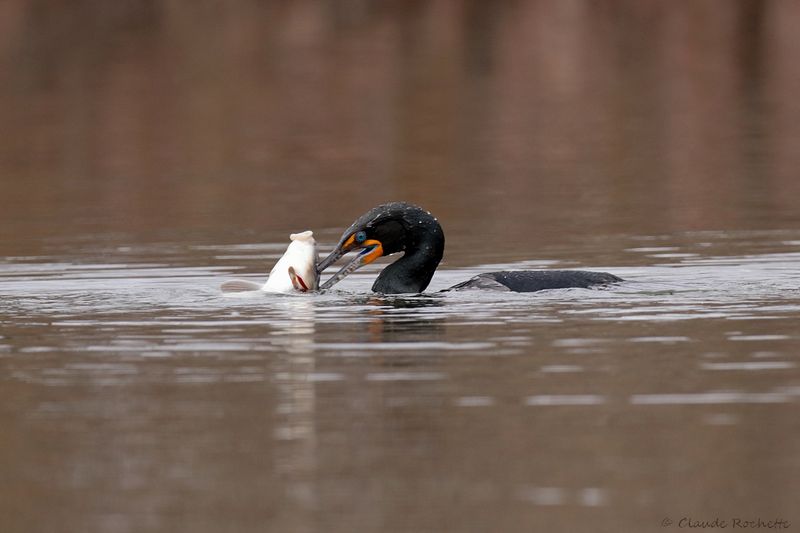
371, 223, 444, 294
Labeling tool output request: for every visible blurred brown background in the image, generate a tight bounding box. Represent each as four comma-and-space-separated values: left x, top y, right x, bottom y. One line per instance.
1, 0, 799, 256
2, 4, 800, 532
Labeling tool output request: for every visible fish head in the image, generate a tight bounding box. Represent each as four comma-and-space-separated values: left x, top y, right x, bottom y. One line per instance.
287, 231, 319, 291
263, 230, 319, 293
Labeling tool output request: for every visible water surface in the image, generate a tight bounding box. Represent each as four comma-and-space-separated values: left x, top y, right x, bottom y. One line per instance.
2, 230, 800, 532
2, 2, 800, 532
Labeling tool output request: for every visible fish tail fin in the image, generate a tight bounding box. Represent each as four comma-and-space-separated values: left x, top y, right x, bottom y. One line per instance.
220, 279, 263, 293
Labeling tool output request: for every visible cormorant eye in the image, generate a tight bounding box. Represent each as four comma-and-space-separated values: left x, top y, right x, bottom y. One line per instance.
355, 231, 367, 243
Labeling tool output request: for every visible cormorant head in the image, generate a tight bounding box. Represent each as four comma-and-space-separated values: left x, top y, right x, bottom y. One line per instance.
317, 202, 444, 291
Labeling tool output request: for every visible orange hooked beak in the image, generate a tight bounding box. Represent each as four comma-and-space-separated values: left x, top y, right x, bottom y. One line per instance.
341, 235, 383, 265
317, 235, 384, 290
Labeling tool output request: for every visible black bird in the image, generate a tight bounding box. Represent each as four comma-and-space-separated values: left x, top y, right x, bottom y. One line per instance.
316, 202, 622, 294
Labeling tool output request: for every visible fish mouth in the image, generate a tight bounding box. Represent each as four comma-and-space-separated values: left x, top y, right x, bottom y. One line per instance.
317, 238, 383, 290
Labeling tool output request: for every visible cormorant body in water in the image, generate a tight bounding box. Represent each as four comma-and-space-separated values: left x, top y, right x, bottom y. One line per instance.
316, 202, 622, 294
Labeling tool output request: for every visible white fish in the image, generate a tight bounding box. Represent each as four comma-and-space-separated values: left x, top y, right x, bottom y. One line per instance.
221, 231, 319, 294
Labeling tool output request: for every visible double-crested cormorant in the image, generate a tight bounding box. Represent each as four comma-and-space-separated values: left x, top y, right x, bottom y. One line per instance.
316, 202, 622, 294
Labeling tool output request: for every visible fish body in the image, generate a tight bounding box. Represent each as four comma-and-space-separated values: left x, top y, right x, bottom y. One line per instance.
221, 230, 319, 294
263, 231, 318, 292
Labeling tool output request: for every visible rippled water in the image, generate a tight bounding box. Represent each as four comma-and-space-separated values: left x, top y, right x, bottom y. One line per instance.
2, 230, 799, 532
3, 1, 800, 531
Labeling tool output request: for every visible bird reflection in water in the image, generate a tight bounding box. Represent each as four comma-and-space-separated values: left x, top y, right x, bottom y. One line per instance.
362, 295, 446, 343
